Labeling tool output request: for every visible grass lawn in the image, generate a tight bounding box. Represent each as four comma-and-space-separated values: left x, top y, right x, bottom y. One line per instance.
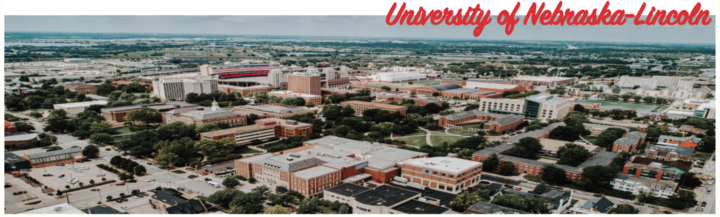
188, 175, 198, 179
318, 206, 338, 214
111, 126, 133, 135
260, 142, 286, 150
603, 189, 636, 200
571, 199, 579, 206
399, 130, 427, 137
112, 134, 135, 143
396, 136, 428, 147
461, 125, 483, 130
523, 175, 542, 182
447, 129, 479, 136
695, 152, 713, 161
581, 136, 599, 146
577, 99, 659, 114
171, 170, 186, 174
430, 135, 466, 146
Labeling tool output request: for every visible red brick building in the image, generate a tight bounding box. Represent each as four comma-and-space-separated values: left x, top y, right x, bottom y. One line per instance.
400, 157, 483, 193
5, 121, 18, 134
438, 110, 524, 133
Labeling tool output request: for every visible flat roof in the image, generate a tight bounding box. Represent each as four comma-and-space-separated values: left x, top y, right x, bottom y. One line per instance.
353, 185, 420, 207
241, 104, 305, 113
237, 153, 274, 163
292, 165, 338, 179
20, 203, 86, 214
391, 199, 449, 214
53, 100, 108, 109
465, 82, 519, 90
200, 124, 275, 137
269, 91, 322, 98
26, 147, 82, 159
401, 157, 481, 174
325, 183, 371, 197
513, 76, 574, 81
5, 133, 39, 142
341, 100, 407, 110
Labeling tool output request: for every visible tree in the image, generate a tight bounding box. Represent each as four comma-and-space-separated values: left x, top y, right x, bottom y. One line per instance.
556, 145, 592, 167
492, 194, 550, 214
96, 83, 116, 96
611, 151, 632, 170
276, 186, 288, 194
531, 182, 547, 194
540, 164, 568, 185
666, 190, 698, 210
504, 137, 543, 159
341, 105, 355, 117
580, 165, 618, 190
265, 205, 291, 214
155, 152, 181, 167
5, 95, 25, 111
246, 113, 260, 125
90, 121, 113, 134
432, 92, 440, 97
573, 104, 586, 113
89, 133, 113, 145
89, 179, 95, 185
44, 109, 69, 133
339, 205, 349, 214
449, 189, 492, 211
498, 162, 516, 175
13, 122, 35, 132
678, 172, 702, 188
482, 153, 500, 171
222, 177, 239, 188
297, 198, 321, 214
613, 204, 638, 214
251, 185, 270, 197
208, 188, 242, 207
82, 145, 100, 158
229, 192, 264, 214
595, 128, 627, 150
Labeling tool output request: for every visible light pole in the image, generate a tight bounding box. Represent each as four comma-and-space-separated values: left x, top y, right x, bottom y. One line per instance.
97, 189, 102, 202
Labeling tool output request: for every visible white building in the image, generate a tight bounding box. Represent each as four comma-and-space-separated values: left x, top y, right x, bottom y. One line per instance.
618, 76, 658, 89
694, 100, 716, 119
400, 157, 482, 194
268, 66, 349, 88
152, 76, 218, 100
53, 101, 108, 116
480, 93, 570, 121
611, 174, 677, 198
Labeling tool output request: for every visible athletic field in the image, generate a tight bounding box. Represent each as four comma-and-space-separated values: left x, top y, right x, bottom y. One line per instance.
576, 99, 659, 114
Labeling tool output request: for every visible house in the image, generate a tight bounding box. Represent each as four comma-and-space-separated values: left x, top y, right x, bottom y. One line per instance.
642, 144, 695, 162
493, 188, 573, 214
611, 174, 677, 199
569, 197, 614, 214
150, 189, 208, 214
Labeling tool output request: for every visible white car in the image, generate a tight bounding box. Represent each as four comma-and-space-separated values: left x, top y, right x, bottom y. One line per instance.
146, 179, 155, 182
620, 200, 630, 203
529, 181, 539, 185
576, 191, 587, 195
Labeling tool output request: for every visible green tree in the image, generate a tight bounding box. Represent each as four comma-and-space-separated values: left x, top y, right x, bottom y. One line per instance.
556, 145, 592, 167
44, 109, 70, 133
580, 166, 618, 190
531, 182, 547, 194
265, 205, 291, 214
275, 186, 288, 194
449, 189, 492, 212
82, 145, 100, 158
492, 194, 550, 214
208, 188, 241, 207
89, 133, 113, 145
296, 198, 321, 214
229, 192, 264, 214
498, 162, 516, 175
540, 164, 568, 185
432, 92, 440, 97
341, 105, 355, 117
613, 204, 638, 214
251, 185, 270, 197
573, 104, 585, 113
482, 153, 500, 171
504, 137, 543, 159
222, 177, 239, 188
90, 121, 113, 134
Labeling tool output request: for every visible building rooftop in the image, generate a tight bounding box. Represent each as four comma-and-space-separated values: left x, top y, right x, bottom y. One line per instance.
401, 157, 481, 174
257, 152, 326, 172
152, 189, 187, 206
341, 100, 408, 110
20, 203, 86, 214
325, 183, 371, 197
269, 90, 322, 98
513, 76, 574, 81
615, 137, 639, 146
441, 88, 486, 94
293, 165, 338, 179
464, 82, 519, 90
81, 205, 126, 214
466, 201, 529, 214
353, 185, 420, 207
645, 144, 695, 157
630, 157, 692, 173
5, 132, 39, 142
165, 200, 206, 214
391, 199, 450, 214
200, 124, 275, 138
53, 101, 108, 109
101, 101, 196, 112
237, 153, 274, 163
426, 83, 463, 91
581, 197, 614, 214
240, 103, 305, 113
584, 123, 628, 131
625, 131, 648, 139
26, 147, 81, 159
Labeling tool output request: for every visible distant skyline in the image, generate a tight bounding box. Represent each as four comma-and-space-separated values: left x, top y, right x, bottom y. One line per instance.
5, 16, 716, 44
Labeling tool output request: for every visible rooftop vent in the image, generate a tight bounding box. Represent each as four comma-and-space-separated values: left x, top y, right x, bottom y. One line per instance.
290, 154, 301, 158
287, 158, 294, 161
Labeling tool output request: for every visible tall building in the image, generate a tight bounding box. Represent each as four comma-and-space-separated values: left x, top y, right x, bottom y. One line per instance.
523, 93, 571, 121
400, 157, 483, 193
268, 65, 350, 88
288, 73, 321, 95
199, 62, 280, 79
152, 76, 218, 100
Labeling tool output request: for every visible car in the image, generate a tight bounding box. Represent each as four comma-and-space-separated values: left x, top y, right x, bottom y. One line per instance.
122, 153, 129, 156
518, 180, 527, 183
700, 207, 705, 211
206, 164, 213, 168
105, 148, 111, 151
147, 162, 153, 165
138, 194, 144, 198
116, 199, 123, 203
58, 174, 65, 178
205, 178, 212, 181
266, 202, 275, 206
648, 205, 658, 208
128, 180, 137, 183
514, 187, 522, 190
634, 202, 645, 206
58, 163, 65, 166
133, 196, 139, 199
620, 200, 630, 203
13, 191, 27, 195
702, 201, 707, 207
146, 179, 155, 182
576, 191, 587, 195
42, 174, 53, 177
143, 192, 149, 196
593, 194, 603, 197
226, 166, 233, 170
47, 193, 54, 196
122, 198, 128, 202
158, 166, 165, 169
91, 189, 98, 191
529, 181, 539, 185
708, 187, 712, 194
5, 184, 12, 188
116, 183, 125, 186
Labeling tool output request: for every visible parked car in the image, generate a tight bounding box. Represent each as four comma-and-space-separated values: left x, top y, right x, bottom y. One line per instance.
634, 202, 645, 206
133, 196, 139, 199
518, 180, 527, 183
702, 201, 707, 207
158, 166, 165, 169
105, 148, 111, 151
42, 174, 53, 177
593, 194, 603, 197
5, 184, 12, 188
122, 198, 128, 202
226, 166, 233, 170
143, 192, 149, 196
620, 200, 630, 203
127, 180, 137, 183
47, 193, 54, 196
116, 183, 125, 186
116, 199, 123, 203
514, 187, 522, 191
699, 207, 705, 211
529, 181, 539, 185
146, 179, 155, 182
648, 205, 658, 208
576, 191, 587, 195
206, 164, 213, 168
58, 163, 65, 166
204, 178, 212, 181
147, 162, 153, 165
58, 174, 65, 178
13, 191, 27, 195
708, 187, 712, 194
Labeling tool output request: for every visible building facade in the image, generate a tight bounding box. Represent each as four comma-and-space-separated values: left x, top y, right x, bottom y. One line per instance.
400, 157, 483, 193
288, 73, 321, 95
152, 76, 218, 100
340, 101, 408, 116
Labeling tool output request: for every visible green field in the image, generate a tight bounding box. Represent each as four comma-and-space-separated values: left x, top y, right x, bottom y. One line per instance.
430, 135, 466, 146
577, 99, 659, 113
581, 136, 599, 146
111, 126, 132, 135
396, 136, 428, 147
695, 152, 714, 161
447, 129, 479, 136
405, 80, 441, 86
235, 147, 263, 154
361, 83, 414, 90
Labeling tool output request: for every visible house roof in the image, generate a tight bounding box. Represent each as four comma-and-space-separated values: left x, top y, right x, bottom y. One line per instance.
256, 153, 326, 172
82, 205, 127, 214
615, 137, 639, 146
5, 133, 39, 142
678, 141, 698, 148
151, 189, 187, 206
466, 201, 529, 214
645, 144, 695, 158
165, 199, 206, 214
582, 197, 614, 213
630, 157, 692, 172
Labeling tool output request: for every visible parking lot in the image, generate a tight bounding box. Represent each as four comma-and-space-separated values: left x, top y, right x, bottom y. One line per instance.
25, 160, 121, 191
5, 184, 37, 204
205, 160, 235, 173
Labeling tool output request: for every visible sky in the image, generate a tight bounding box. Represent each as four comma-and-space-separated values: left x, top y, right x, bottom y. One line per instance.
4, 16, 715, 44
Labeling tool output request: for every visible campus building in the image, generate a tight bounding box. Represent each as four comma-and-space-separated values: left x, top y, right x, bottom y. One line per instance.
568, 197, 614, 214
4, 121, 17, 134
150, 189, 208, 214
163, 101, 246, 126
400, 157, 482, 193
218, 85, 274, 96
375, 96, 442, 106
53, 101, 108, 116
621, 158, 688, 182
464, 82, 527, 93
510, 76, 576, 88
480, 93, 570, 121
268, 65, 350, 88
268, 91, 323, 105
493, 188, 574, 214
611, 174, 677, 199
23, 147, 83, 168
340, 100, 408, 116
410, 83, 502, 100
101, 102, 198, 123
584, 123, 628, 136
642, 144, 694, 162
232, 103, 312, 119
152, 76, 218, 100
65, 84, 98, 94
288, 73, 321, 95
5, 133, 38, 146
200, 62, 280, 79
438, 110, 524, 132
323, 184, 450, 214
611, 131, 647, 153
201, 118, 312, 145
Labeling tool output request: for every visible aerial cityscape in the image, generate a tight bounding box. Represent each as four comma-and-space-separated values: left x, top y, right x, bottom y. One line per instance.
3, 15, 716, 215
